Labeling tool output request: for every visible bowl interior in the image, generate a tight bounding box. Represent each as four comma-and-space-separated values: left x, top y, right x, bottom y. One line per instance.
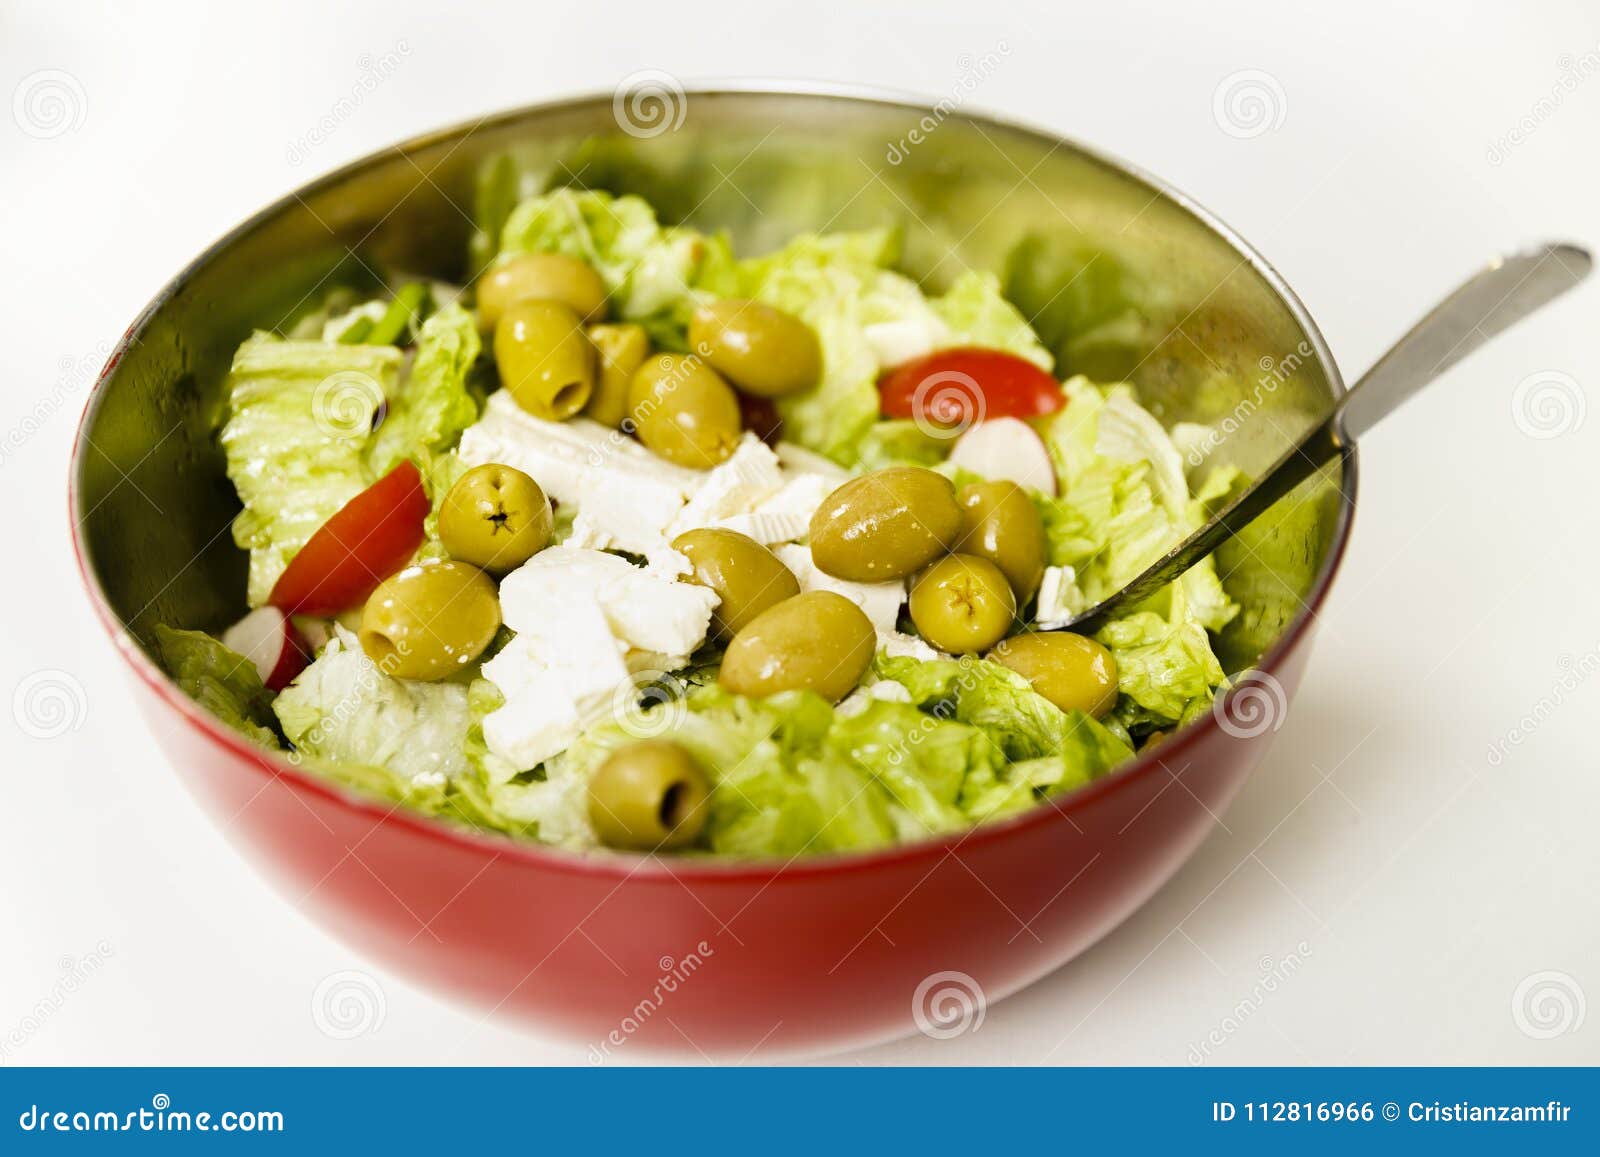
75, 88, 1348, 683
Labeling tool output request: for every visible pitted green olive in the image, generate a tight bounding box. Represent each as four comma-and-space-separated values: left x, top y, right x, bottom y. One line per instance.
358, 561, 501, 681
438, 463, 553, 574
585, 323, 651, 428
494, 299, 596, 420
587, 739, 711, 851
987, 632, 1119, 718
672, 528, 800, 640
689, 299, 822, 398
908, 553, 1016, 654
956, 480, 1047, 603
477, 253, 608, 329
627, 353, 743, 468
718, 591, 875, 702
809, 467, 963, 582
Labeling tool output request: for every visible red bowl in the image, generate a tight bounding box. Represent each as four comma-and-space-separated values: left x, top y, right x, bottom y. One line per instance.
71, 87, 1356, 1057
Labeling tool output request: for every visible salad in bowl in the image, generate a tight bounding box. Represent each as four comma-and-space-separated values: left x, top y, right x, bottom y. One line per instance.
157, 185, 1246, 858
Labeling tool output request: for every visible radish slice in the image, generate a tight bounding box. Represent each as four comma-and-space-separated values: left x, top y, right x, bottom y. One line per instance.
222, 606, 307, 691
948, 417, 1059, 496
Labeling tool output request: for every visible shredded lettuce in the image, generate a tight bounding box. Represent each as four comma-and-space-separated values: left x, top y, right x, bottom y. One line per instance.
365, 303, 482, 477
220, 338, 404, 605
220, 299, 481, 605
1026, 377, 1239, 732
153, 626, 280, 748
273, 630, 475, 783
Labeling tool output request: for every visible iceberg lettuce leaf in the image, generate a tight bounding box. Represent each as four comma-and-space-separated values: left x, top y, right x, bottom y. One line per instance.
220, 336, 404, 605
365, 302, 482, 477
273, 630, 474, 783
154, 626, 280, 748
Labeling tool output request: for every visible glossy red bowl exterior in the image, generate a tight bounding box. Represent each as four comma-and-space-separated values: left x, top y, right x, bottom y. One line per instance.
71, 87, 1355, 1057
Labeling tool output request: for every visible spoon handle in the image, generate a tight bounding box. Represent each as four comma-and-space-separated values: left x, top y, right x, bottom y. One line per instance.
1337, 243, 1592, 441
1063, 242, 1591, 634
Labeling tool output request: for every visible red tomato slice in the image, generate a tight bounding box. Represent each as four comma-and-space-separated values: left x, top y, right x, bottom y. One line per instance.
877, 347, 1064, 425
267, 461, 429, 616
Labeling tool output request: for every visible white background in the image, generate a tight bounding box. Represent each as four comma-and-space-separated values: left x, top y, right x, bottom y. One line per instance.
3, 0, 1596, 1065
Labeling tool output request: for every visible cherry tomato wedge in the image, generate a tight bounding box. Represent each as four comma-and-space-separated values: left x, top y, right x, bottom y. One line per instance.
877, 347, 1064, 425
267, 461, 430, 616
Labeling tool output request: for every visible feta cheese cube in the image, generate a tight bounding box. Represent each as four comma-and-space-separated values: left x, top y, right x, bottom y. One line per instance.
773, 543, 905, 637
457, 392, 700, 559
881, 631, 946, 662
670, 435, 786, 536
500, 546, 717, 659
863, 315, 950, 369
481, 596, 629, 770
1035, 565, 1083, 630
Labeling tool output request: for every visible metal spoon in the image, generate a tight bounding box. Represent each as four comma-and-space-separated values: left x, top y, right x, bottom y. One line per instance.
1060, 242, 1593, 634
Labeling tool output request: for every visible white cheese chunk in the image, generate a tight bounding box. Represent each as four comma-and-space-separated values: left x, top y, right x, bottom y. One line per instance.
774, 441, 849, 481
708, 472, 831, 544
774, 543, 905, 637
714, 510, 812, 545
481, 546, 719, 771
481, 596, 629, 770
669, 435, 785, 536
500, 546, 717, 659
862, 315, 950, 369
881, 630, 946, 662
1035, 565, 1083, 629
458, 392, 700, 560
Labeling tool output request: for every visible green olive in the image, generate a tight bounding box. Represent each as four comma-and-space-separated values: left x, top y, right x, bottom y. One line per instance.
477, 253, 608, 330
587, 739, 711, 851
908, 554, 1016, 654
358, 561, 501, 681
987, 632, 1119, 718
584, 323, 650, 428
718, 591, 875, 702
956, 480, 1047, 603
494, 299, 596, 420
438, 463, 553, 574
627, 353, 743, 468
689, 299, 822, 398
809, 466, 963, 582
671, 528, 800, 640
